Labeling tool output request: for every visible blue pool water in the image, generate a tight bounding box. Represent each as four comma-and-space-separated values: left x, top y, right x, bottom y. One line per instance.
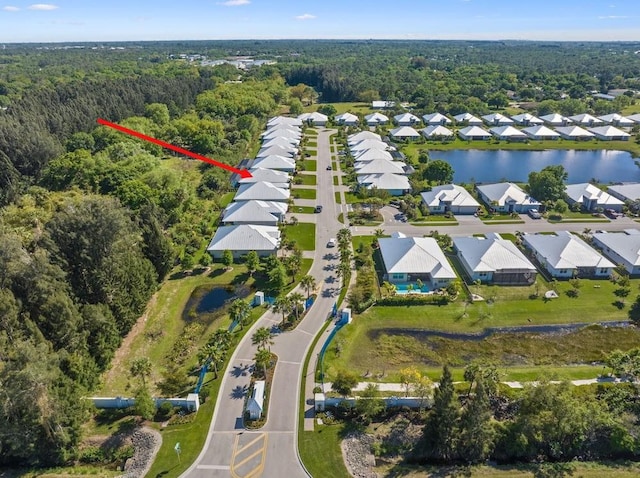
395, 284, 430, 294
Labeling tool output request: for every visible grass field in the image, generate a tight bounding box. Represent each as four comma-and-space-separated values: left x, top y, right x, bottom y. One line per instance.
297, 174, 317, 186
283, 222, 316, 251
302, 159, 317, 171
303, 102, 373, 115
292, 188, 317, 200
291, 205, 317, 214
335, 191, 342, 204
333, 176, 339, 186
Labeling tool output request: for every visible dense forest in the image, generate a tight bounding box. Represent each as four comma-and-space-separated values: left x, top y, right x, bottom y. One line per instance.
1, 39, 640, 467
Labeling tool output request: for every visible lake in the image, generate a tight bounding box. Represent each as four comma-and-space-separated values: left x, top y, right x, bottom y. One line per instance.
432, 149, 640, 184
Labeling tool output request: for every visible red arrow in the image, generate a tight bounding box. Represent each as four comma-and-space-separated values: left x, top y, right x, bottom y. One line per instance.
97, 118, 252, 179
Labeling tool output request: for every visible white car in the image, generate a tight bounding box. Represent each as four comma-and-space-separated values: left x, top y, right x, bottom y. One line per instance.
327, 238, 336, 248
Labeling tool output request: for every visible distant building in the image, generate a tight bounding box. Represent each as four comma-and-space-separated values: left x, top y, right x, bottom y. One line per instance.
476, 183, 541, 213
420, 184, 480, 214
246, 380, 265, 420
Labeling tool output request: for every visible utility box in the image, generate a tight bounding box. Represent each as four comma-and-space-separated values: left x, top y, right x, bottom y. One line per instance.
340, 308, 352, 325
314, 393, 326, 412
254, 291, 264, 306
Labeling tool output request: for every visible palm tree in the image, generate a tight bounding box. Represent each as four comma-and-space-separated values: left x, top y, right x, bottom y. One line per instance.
252, 327, 274, 351
273, 296, 292, 326
197, 343, 225, 379
209, 328, 231, 352
229, 298, 251, 330
289, 292, 305, 321
130, 357, 152, 388
337, 261, 351, 287
254, 348, 272, 379
337, 227, 352, 249
300, 274, 317, 299
374, 228, 385, 238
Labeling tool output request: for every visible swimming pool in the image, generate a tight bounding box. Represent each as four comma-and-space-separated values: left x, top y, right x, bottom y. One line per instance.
395, 283, 430, 294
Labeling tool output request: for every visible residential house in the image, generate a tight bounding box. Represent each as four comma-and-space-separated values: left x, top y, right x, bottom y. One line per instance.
627, 113, 640, 124
350, 139, 389, 153
261, 128, 302, 141
335, 112, 359, 126
355, 159, 407, 175
458, 125, 492, 141
482, 113, 514, 126
250, 155, 296, 172
246, 380, 265, 420
420, 184, 480, 214
476, 182, 541, 213
207, 225, 280, 259
389, 126, 421, 140
394, 113, 421, 126
490, 125, 528, 141
453, 233, 537, 285
422, 113, 452, 126
592, 230, 640, 275
235, 168, 291, 188
588, 125, 631, 141
234, 181, 290, 202
607, 183, 640, 203
372, 100, 395, 109
511, 113, 543, 126
522, 125, 560, 140
357, 173, 411, 196
453, 112, 483, 125
568, 113, 603, 127
257, 145, 297, 158
354, 148, 394, 162
555, 125, 595, 140
539, 113, 572, 126
421, 125, 454, 139
262, 136, 300, 148
522, 231, 614, 278
378, 234, 457, 289
598, 113, 635, 127
348, 131, 381, 145
298, 112, 328, 126
364, 112, 389, 126
221, 200, 287, 226
267, 116, 302, 128
565, 183, 624, 212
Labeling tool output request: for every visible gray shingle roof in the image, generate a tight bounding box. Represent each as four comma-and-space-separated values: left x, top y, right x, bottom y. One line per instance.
207, 225, 281, 252
454, 236, 536, 273
378, 236, 456, 279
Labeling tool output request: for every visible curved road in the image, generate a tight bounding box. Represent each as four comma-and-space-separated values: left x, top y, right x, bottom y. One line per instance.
181, 129, 340, 478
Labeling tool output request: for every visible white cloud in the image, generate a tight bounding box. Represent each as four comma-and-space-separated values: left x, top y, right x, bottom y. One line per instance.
598, 15, 628, 19
218, 0, 250, 6
295, 13, 316, 20
2, 5, 20, 11
28, 3, 59, 10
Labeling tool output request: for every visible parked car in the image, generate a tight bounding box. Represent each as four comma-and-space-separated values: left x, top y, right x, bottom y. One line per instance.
315, 205, 323, 213
528, 209, 542, 219
327, 238, 336, 247
605, 208, 620, 219
326, 165, 332, 170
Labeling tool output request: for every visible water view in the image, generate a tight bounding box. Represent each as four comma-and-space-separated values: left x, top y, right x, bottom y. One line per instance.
432, 149, 640, 184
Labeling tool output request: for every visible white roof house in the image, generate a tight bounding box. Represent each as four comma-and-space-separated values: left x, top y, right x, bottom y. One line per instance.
357, 173, 411, 195
262, 136, 300, 149
453, 112, 483, 125
378, 236, 457, 288
350, 139, 389, 153
251, 155, 296, 172
458, 125, 491, 141
568, 113, 603, 126
421, 184, 480, 214
482, 113, 513, 126
522, 125, 560, 140
364, 112, 389, 126
607, 183, 640, 202
246, 380, 265, 420
453, 234, 537, 284
476, 183, 541, 213
523, 231, 614, 278
298, 112, 328, 126
627, 113, 640, 124
555, 125, 595, 140
389, 126, 421, 140
592, 230, 640, 275
348, 131, 381, 144
422, 113, 452, 125
372, 100, 395, 109
539, 113, 572, 126
598, 113, 635, 127
261, 128, 301, 141
588, 125, 631, 141
207, 225, 280, 258
267, 116, 302, 128
394, 113, 421, 126
511, 113, 543, 126
421, 125, 454, 139
257, 145, 296, 158
490, 125, 528, 141
221, 200, 287, 225
355, 159, 407, 175
565, 183, 624, 212
354, 148, 394, 162
335, 112, 359, 126
234, 181, 290, 202
238, 168, 291, 188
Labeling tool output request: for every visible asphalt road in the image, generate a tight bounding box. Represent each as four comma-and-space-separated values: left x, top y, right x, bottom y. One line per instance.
181, 128, 341, 478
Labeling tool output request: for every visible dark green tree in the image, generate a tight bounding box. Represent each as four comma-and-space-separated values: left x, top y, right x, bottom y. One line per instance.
331, 369, 359, 398
422, 160, 454, 185
457, 377, 494, 464
421, 365, 459, 462
528, 165, 568, 203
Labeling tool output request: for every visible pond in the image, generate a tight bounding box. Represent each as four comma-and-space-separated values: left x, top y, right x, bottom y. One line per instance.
183, 285, 250, 322
431, 149, 640, 184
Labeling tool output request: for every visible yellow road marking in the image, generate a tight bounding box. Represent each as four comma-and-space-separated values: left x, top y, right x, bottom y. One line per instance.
235, 433, 265, 454
230, 433, 268, 478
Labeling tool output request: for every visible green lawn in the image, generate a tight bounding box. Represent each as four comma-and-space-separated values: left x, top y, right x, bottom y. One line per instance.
333, 176, 339, 186
283, 222, 316, 251
303, 102, 373, 115
401, 137, 640, 161
335, 191, 342, 204
292, 188, 317, 200
297, 174, 317, 186
302, 159, 317, 171
291, 205, 317, 214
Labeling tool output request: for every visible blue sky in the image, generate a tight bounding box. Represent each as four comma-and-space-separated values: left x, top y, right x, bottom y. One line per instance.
1, 0, 639, 43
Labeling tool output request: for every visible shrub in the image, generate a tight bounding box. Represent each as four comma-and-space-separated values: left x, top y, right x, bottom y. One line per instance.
157, 401, 174, 419
377, 294, 449, 307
